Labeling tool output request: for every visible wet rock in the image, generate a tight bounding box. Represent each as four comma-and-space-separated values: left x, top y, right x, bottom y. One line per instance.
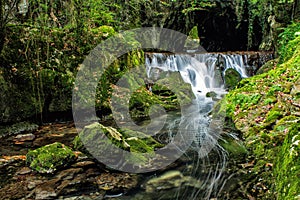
61, 193, 104, 200
206, 91, 217, 98
31, 168, 95, 199
95, 172, 138, 192
0, 122, 38, 139
26, 142, 77, 173
145, 171, 202, 193
256, 59, 277, 75
16, 167, 32, 175
74, 122, 164, 171
72, 160, 96, 168
28, 179, 44, 190
34, 179, 59, 199
56, 168, 83, 180
0, 181, 28, 200
14, 133, 35, 144
224, 68, 242, 90
143, 170, 203, 200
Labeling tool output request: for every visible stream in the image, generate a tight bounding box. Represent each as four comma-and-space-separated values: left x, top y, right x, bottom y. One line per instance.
0, 51, 273, 200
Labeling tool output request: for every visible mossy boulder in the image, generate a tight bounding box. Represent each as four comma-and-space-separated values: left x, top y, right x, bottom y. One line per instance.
224, 68, 242, 90
144, 170, 203, 199
73, 122, 164, 168
111, 71, 194, 121
26, 142, 76, 173
275, 117, 300, 200
256, 59, 278, 75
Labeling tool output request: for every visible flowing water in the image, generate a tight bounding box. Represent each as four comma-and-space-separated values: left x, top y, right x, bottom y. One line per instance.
0, 52, 273, 200
142, 52, 271, 199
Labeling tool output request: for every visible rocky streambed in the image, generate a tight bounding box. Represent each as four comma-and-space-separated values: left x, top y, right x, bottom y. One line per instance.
0, 119, 271, 200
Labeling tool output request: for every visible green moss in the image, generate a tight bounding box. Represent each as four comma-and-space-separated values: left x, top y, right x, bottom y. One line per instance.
26, 142, 76, 173
129, 86, 179, 120
220, 24, 300, 199
188, 26, 199, 40
256, 59, 278, 75
219, 137, 247, 156
275, 118, 300, 200
73, 122, 164, 166
263, 97, 277, 105
264, 110, 282, 124
224, 68, 242, 90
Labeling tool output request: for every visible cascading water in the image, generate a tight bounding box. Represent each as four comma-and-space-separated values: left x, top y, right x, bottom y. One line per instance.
145, 52, 257, 199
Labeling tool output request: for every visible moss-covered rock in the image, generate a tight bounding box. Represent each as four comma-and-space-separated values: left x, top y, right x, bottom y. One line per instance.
110, 70, 194, 121
144, 170, 203, 199
275, 117, 300, 200
73, 122, 164, 167
26, 142, 76, 173
256, 59, 278, 75
224, 68, 242, 90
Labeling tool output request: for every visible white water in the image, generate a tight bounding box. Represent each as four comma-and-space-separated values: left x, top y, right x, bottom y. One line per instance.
146, 53, 252, 95
145, 52, 253, 199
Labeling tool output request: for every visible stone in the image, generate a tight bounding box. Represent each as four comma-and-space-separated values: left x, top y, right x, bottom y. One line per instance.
72, 160, 96, 168
95, 172, 138, 192
26, 142, 77, 173
74, 122, 164, 171
16, 167, 32, 175
256, 59, 277, 75
291, 82, 300, 98
14, 133, 35, 144
143, 170, 203, 200
224, 68, 242, 90
34, 179, 59, 199
0, 181, 28, 200
56, 168, 83, 180
145, 170, 202, 193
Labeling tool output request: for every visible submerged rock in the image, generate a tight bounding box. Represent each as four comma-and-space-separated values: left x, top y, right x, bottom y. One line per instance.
26, 142, 77, 173
143, 171, 203, 199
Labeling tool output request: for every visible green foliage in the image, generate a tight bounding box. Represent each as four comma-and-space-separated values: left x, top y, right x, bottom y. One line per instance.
221, 21, 300, 198
26, 142, 76, 173
235, 0, 298, 49
182, 0, 216, 15
275, 118, 300, 200
188, 26, 199, 39
226, 92, 261, 118
265, 110, 282, 124
278, 22, 300, 62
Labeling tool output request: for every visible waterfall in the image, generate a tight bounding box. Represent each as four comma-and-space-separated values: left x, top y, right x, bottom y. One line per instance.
145, 52, 256, 199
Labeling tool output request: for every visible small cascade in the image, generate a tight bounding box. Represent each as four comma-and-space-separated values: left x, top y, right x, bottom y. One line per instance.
146, 53, 262, 91
144, 52, 272, 199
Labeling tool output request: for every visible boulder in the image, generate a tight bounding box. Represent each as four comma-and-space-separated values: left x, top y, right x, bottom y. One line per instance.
26, 142, 77, 173
224, 68, 242, 90
73, 122, 164, 171
144, 170, 202, 199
